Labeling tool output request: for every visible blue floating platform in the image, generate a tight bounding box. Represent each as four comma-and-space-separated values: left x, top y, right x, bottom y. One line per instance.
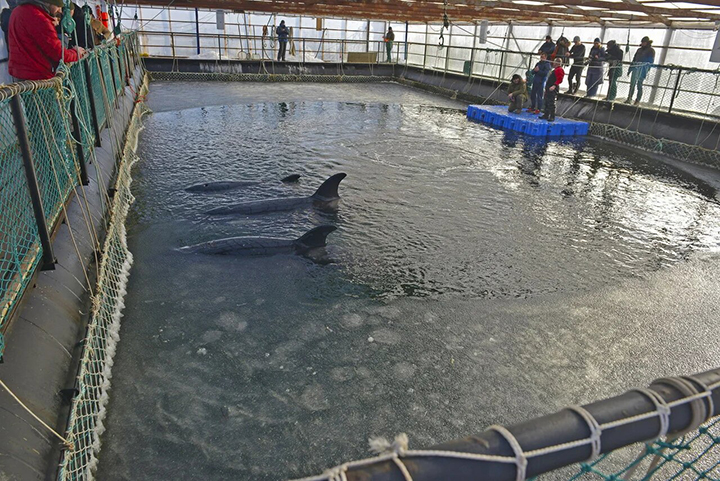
466, 105, 589, 137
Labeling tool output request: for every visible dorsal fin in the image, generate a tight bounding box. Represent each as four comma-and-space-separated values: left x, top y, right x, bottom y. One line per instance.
311, 173, 347, 200
295, 225, 337, 250
281, 174, 301, 183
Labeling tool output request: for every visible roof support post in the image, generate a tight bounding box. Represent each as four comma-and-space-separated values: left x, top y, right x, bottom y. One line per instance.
648, 27, 674, 105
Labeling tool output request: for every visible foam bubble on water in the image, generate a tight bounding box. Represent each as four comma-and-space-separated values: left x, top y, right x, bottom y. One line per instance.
197, 347, 207, 355
393, 362, 417, 381
369, 328, 402, 345
341, 313, 364, 329
330, 367, 354, 382
216, 311, 248, 332
202, 330, 223, 343
299, 384, 330, 411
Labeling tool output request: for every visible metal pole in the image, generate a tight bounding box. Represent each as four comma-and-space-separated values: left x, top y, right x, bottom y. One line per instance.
69, 98, 89, 186
195, 8, 201, 55
328, 368, 720, 481
648, 27, 674, 106
404, 21, 408, 62
10, 96, 56, 270
423, 24, 428, 69
83, 60, 102, 147
668, 68, 682, 114
170, 32, 176, 58
218, 34, 222, 60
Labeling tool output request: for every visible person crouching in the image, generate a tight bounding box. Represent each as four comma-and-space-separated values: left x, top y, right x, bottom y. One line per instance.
540, 58, 564, 122
507, 74, 527, 114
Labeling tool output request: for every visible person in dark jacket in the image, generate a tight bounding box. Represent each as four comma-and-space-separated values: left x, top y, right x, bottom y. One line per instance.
553, 35, 569, 64
276, 20, 289, 61
604, 40, 624, 101
9, 0, 84, 81
540, 58, 564, 122
528, 52, 551, 114
384, 26, 395, 63
626, 36, 655, 105
538, 35, 555, 56
1, 7, 13, 53
565, 36, 585, 94
584, 38, 605, 97
507, 74, 527, 113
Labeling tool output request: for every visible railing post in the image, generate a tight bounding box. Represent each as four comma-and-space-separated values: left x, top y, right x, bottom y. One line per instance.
170, 32, 176, 58
668, 68, 682, 114
83, 59, 102, 147
218, 34, 222, 60
69, 98, 89, 186
9, 96, 56, 270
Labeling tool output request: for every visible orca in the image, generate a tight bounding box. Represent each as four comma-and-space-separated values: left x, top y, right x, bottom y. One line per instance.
178, 225, 337, 257
185, 174, 301, 193
205, 173, 346, 216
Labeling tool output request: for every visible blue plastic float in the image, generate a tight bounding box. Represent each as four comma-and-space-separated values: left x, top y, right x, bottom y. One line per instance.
466, 105, 589, 137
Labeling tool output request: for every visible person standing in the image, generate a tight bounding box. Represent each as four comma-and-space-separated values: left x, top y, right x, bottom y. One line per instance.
528, 52, 551, 114
626, 36, 655, 106
276, 20, 289, 61
540, 58, 565, 122
553, 36, 570, 64
538, 35, 555, 56
507, 74, 527, 114
565, 36, 585, 94
584, 38, 605, 97
384, 26, 394, 63
604, 40, 624, 101
8, 0, 85, 81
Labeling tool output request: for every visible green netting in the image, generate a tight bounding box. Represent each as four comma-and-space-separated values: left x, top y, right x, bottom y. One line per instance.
89, 54, 107, 129
117, 44, 127, 92
556, 417, 720, 480
0, 99, 42, 355
68, 58, 96, 161
19, 87, 77, 230
111, 45, 123, 96
98, 49, 117, 107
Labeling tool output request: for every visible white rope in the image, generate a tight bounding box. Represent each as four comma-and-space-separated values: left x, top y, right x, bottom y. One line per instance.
566, 405, 602, 461
631, 388, 671, 440
292, 374, 720, 481
488, 425, 527, 481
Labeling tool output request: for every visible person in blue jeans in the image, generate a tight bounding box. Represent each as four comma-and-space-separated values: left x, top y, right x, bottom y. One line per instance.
528, 52, 551, 114
276, 20, 289, 61
626, 36, 655, 106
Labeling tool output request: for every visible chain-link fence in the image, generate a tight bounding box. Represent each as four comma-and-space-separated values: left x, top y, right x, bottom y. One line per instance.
0, 32, 140, 361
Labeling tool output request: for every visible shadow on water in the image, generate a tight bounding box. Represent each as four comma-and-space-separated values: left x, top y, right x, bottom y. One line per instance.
98, 83, 720, 481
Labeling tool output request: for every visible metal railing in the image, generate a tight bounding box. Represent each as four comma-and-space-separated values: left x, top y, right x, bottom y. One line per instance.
134, 29, 720, 120
0, 33, 141, 360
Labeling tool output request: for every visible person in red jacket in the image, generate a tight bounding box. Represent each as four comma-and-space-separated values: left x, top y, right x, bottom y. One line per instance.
540, 58, 565, 122
8, 0, 85, 81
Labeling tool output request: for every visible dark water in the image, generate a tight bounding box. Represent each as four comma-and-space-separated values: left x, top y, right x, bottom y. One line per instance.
98, 82, 720, 480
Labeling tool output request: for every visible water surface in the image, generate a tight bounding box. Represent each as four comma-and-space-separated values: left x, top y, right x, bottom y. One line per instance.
98, 82, 720, 480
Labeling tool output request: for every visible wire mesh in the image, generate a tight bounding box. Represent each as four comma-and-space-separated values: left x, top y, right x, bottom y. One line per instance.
19, 87, 76, 230
0, 99, 42, 354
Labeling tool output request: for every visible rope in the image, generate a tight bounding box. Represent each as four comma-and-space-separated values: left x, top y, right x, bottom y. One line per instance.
292, 376, 720, 481
0, 379, 74, 449
566, 405, 602, 461
489, 425, 528, 481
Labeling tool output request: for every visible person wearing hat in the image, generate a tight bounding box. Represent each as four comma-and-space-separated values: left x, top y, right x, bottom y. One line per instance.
565, 36, 585, 94
507, 73, 527, 114
276, 20, 289, 61
8, 0, 85, 81
626, 36, 656, 106
538, 35, 555, 56
584, 37, 605, 97
604, 40, 624, 101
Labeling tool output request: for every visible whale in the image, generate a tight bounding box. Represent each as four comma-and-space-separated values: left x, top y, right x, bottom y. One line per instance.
185, 174, 301, 193
205, 173, 346, 216
178, 225, 337, 257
